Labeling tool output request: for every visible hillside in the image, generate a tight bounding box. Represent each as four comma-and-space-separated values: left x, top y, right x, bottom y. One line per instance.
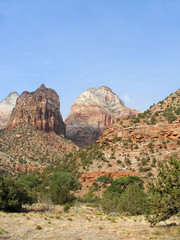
0, 89, 179, 184
0, 122, 78, 175
62, 89, 180, 193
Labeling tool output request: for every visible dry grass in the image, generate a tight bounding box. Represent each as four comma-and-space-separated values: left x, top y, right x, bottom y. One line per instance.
0, 205, 179, 240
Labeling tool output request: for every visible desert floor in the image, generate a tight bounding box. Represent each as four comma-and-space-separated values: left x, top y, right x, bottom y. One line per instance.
0, 204, 179, 240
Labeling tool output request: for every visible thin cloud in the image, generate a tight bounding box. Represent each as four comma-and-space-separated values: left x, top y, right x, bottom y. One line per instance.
124, 93, 130, 102
43, 60, 52, 65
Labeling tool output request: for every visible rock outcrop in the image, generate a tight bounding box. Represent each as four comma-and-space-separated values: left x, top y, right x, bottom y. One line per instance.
78, 171, 138, 196
65, 86, 139, 146
9, 84, 65, 135
0, 92, 19, 129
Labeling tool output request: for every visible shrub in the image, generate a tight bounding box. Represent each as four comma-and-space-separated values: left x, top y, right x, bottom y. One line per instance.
64, 203, 71, 212
0, 227, 6, 235
36, 225, 43, 230
146, 156, 180, 225
50, 172, 81, 205
117, 183, 148, 215
101, 176, 144, 213
0, 176, 33, 211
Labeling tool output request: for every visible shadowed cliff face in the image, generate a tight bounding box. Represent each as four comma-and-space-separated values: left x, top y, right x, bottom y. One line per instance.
65, 86, 139, 147
9, 84, 65, 135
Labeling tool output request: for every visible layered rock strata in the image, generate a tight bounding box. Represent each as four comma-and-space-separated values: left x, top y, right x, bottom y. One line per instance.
9, 84, 65, 135
65, 86, 139, 146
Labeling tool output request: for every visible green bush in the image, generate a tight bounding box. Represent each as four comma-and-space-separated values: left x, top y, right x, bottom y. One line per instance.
101, 192, 120, 213
101, 176, 145, 214
18, 174, 41, 202
104, 176, 144, 196
0, 176, 33, 211
147, 156, 180, 225
49, 172, 81, 205
117, 183, 148, 215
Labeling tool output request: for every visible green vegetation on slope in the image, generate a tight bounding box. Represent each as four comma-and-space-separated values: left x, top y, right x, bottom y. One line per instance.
0, 122, 77, 175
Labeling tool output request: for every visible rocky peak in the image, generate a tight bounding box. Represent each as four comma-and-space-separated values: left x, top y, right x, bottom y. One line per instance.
74, 87, 125, 109
99, 86, 112, 92
0, 92, 19, 110
9, 85, 65, 135
39, 83, 46, 89
65, 86, 139, 146
0, 92, 19, 129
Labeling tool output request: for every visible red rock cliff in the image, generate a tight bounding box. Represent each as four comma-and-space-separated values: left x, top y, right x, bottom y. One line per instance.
9, 84, 65, 135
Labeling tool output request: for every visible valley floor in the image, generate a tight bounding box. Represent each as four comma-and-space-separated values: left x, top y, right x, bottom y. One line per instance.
0, 204, 179, 240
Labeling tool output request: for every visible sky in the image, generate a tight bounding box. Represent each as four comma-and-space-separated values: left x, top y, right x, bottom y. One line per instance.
0, 0, 180, 120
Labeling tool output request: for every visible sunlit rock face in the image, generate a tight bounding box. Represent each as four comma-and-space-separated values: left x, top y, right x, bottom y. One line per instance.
9, 84, 65, 135
65, 86, 139, 146
0, 92, 19, 129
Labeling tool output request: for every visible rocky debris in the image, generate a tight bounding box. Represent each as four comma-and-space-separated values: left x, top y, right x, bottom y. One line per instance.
65, 86, 139, 146
9, 84, 65, 135
0, 92, 19, 129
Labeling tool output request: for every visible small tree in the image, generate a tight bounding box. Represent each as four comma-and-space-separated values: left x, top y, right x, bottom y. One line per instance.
0, 177, 33, 211
147, 156, 180, 225
104, 176, 144, 196
117, 183, 148, 215
50, 172, 81, 205
18, 174, 41, 202
93, 175, 113, 198
101, 176, 144, 213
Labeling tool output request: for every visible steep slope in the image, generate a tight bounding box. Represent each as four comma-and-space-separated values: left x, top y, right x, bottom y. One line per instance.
0, 122, 78, 176
9, 84, 65, 135
0, 92, 19, 129
65, 86, 139, 146
63, 89, 180, 193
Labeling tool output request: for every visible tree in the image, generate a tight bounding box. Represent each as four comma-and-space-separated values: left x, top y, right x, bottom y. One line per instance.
101, 176, 144, 213
18, 174, 41, 202
104, 176, 144, 197
93, 175, 113, 198
117, 183, 148, 215
0, 177, 33, 211
50, 172, 81, 205
18, 174, 41, 189
147, 156, 180, 225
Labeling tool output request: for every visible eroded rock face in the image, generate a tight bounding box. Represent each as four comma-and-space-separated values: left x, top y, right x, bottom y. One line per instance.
99, 120, 180, 144
9, 84, 65, 135
0, 92, 19, 129
78, 171, 137, 197
65, 86, 139, 146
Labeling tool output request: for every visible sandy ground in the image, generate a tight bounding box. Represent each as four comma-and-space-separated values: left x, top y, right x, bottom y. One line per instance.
0, 204, 179, 240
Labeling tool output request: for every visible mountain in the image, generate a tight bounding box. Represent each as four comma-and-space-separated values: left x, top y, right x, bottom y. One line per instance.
9, 84, 65, 135
0, 122, 78, 176
63, 89, 180, 193
0, 92, 19, 129
65, 86, 139, 146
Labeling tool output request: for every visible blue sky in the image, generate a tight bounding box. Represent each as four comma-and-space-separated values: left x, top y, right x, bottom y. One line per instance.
0, 0, 180, 120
